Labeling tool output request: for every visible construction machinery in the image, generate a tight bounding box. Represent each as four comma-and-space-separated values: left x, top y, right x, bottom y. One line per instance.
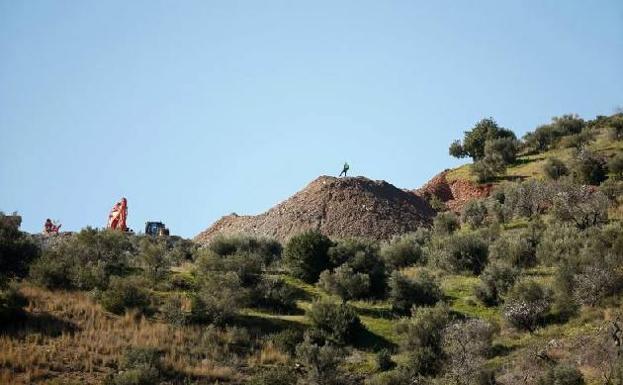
43, 218, 61, 235
145, 221, 170, 236
107, 197, 129, 231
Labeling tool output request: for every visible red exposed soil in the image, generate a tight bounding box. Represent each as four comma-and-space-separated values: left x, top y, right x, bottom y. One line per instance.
413, 171, 493, 212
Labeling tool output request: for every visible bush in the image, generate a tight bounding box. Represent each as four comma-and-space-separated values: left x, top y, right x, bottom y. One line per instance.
376, 349, 396, 372
601, 178, 623, 203
537, 364, 585, 385
318, 265, 370, 301
248, 366, 297, 385
472, 153, 506, 183
474, 262, 519, 306
552, 185, 609, 229
609, 154, 623, 180
208, 234, 282, 265
485, 136, 519, 164
161, 295, 188, 326
536, 224, 584, 266
195, 248, 263, 287
433, 212, 460, 235
104, 347, 162, 385
283, 230, 333, 283
396, 304, 450, 376
503, 180, 555, 218
543, 157, 569, 180
381, 233, 423, 271
296, 336, 347, 385
0, 214, 40, 286
443, 319, 495, 383
29, 250, 74, 289
30, 228, 133, 290
449, 118, 516, 161
138, 238, 169, 283
253, 276, 298, 312
523, 114, 585, 152
462, 200, 488, 228
429, 231, 489, 275
306, 299, 362, 345
572, 150, 607, 185
328, 238, 386, 296
0, 282, 27, 322
271, 327, 304, 356
607, 115, 623, 141
99, 275, 153, 315
503, 280, 551, 332
488, 230, 537, 268
190, 271, 247, 325
388, 270, 442, 315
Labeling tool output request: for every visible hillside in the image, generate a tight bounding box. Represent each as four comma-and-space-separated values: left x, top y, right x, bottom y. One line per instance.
195, 175, 435, 244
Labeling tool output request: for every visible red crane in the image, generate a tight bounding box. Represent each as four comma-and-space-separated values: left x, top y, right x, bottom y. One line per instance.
107, 197, 129, 231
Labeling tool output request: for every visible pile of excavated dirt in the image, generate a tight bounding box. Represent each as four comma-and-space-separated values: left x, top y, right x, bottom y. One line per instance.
195, 176, 435, 244
413, 171, 493, 212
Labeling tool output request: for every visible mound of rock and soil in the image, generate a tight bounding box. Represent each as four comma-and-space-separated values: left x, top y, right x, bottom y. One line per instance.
413, 171, 493, 212
195, 176, 435, 244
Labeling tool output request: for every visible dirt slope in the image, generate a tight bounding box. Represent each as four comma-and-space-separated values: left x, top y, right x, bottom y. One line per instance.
195, 176, 434, 244
413, 171, 493, 212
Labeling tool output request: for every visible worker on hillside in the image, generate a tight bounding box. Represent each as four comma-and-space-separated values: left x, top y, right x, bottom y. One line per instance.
339, 162, 350, 177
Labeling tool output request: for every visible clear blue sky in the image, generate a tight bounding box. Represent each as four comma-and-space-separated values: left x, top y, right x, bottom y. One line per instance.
1, 1, 622, 237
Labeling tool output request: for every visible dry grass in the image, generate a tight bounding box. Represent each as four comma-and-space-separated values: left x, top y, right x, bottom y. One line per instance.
0, 284, 245, 384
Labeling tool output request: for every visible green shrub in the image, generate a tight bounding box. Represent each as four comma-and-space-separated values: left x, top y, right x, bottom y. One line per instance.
600, 178, 623, 203
161, 295, 188, 326
318, 265, 370, 301
306, 299, 362, 345
376, 349, 396, 372
449, 117, 516, 161
99, 275, 153, 315
552, 184, 609, 229
488, 230, 537, 268
195, 248, 262, 287
474, 262, 519, 306
396, 304, 450, 376
389, 270, 442, 315
283, 230, 333, 283
296, 336, 347, 385
609, 154, 623, 180
30, 228, 133, 290
248, 366, 297, 385
543, 157, 569, 180
537, 364, 585, 385
328, 238, 386, 296
208, 234, 282, 265
138, 238, 169, 283
271, 327, 304, 356
253, 276, 298, 312
429, 231, 489, 275
485, 136, 519, 165
104, 347, 162, 385
523, 114, 585, 152
381, 233, 424, 271
365, 368, 413, 385
0, 282, 27, 322
29, 250, 74, 289
572, 150, 607, 185
190, 271, 247, 325
0, 214, 40, 286
433, 212, 460, 235
503, 280, 551, 332
442, 319, 495, 383
472, 153, 506, 183
536, 224, 584, 266
462, 200, 488, 228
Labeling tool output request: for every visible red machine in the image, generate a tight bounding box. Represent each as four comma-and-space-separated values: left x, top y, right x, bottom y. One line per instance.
107, 197, 129, 231
43, 218, 61, 235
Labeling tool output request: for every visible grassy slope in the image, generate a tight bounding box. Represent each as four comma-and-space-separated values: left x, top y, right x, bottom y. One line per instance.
446, 127, 623, 184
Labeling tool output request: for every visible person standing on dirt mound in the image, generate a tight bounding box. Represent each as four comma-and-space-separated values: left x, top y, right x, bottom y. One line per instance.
339, 162, 349, 177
